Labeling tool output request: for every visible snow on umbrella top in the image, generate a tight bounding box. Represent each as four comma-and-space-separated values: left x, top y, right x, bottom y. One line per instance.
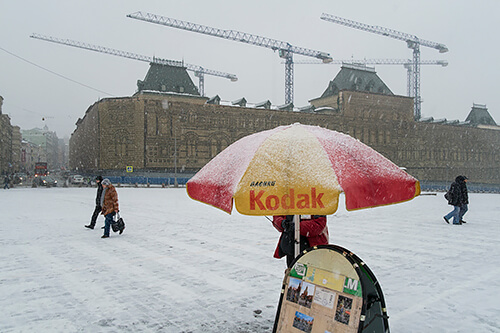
187, 123, 420, 215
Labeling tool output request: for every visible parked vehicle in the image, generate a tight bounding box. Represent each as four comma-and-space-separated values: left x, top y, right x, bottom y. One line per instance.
13, 173, 28, 185
70, 174, 84, 185
34, 176, 58, 187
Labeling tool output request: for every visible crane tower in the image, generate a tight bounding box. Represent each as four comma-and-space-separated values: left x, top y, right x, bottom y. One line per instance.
30, 33, 238, 96
320, 13, 448, 120
127, 11, 333, 105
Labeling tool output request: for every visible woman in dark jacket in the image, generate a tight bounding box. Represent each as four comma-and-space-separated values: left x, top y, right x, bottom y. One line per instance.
443, 175, 468, 225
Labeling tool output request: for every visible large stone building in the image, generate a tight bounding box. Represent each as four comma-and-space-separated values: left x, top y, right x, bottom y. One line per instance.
0, 94, 67, 174
1, 95, 70, 176
0, 96, 22, 175
70, 63, 500, 189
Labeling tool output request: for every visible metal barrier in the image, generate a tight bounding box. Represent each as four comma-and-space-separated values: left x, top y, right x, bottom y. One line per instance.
420, 181, 500, 193
104, 176, 190, 186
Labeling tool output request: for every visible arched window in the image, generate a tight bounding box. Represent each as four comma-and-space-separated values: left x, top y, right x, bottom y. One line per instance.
114, 130, 129, 157
210, 134, 230, 158
329, 82, 339, 95
185, 132, 198, 157
366, 80, 375, 92
353, 77, 362, 91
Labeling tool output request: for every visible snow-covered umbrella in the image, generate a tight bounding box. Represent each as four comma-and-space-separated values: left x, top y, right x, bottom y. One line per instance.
187, 123, 420, 256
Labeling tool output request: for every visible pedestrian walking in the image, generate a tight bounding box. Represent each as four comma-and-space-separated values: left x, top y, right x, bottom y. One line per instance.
3, 175, 10, 189
443, 175, 469, 225
100, 178, 119, 238
85, 176, 103, 229
272, 215, 329, 267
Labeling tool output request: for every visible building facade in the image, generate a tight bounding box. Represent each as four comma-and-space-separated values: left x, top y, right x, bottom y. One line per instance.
0, 96, 14, 175
11, 126, 21, 173
69, 65, 500, 188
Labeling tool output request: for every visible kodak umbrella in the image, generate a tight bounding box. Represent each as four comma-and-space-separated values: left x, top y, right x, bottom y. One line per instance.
187, 123, 420, 216
188, 123, 417, 326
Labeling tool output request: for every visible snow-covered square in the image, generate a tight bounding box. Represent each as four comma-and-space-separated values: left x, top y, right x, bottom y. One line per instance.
1, 187, 499, 332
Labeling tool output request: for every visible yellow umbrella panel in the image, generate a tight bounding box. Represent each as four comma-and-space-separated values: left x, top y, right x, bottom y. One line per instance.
234, 125, 342, 216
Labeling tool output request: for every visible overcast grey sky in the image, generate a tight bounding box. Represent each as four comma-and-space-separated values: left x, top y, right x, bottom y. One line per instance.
1, 0, 499, 137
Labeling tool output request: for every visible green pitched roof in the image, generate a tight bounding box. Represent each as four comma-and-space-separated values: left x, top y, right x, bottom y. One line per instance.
137, 63, 200, 96
465, 104, 497, 126
320, 63, 393, 98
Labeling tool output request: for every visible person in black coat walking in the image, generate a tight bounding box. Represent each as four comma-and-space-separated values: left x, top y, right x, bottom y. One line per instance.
3, 175, 10, 189
443, 175, 469, 225
85, 176, 104, 229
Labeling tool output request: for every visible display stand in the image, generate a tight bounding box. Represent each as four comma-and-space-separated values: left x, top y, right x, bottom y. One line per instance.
273, 244, 389, 333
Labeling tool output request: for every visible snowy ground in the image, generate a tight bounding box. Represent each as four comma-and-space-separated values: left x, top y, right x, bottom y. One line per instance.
1, 187, 499, 332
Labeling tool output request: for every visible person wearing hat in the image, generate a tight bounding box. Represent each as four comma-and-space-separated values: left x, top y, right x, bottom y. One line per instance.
100, 178, 119, 238
85, 176, 104, 230
443, 175, 469, 225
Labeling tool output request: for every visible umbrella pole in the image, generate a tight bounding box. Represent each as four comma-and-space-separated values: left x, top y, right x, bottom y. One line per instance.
294, 215, 300, 258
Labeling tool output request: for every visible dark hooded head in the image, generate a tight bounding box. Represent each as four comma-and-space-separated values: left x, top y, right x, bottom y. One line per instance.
455, 175, 468, 183
96, 175, 103, 182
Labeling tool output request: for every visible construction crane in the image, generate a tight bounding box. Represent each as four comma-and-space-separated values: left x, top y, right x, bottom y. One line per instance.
293, 58, 448, 97
30, 33, 238, 96
127, 11, 333, 105
320, 13, 448, 120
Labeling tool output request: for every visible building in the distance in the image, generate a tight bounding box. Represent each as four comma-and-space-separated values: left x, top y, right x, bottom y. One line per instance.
0, 95, 18, 175
69, 63, 500, 190
21, 126, 64, 172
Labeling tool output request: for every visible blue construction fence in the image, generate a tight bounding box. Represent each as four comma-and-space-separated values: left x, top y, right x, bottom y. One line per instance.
105, 176, 190, 186
420, 181, 500, 193
85, 174, 500, 192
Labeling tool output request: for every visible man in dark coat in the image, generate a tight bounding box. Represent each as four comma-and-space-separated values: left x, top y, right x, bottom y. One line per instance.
457, 176, 469, 223
85, 176, 103, 229
443, 175, 469, 225
3, 175, 10, 189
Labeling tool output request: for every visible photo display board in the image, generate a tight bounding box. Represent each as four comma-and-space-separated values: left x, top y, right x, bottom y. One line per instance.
273, 245, 389, 333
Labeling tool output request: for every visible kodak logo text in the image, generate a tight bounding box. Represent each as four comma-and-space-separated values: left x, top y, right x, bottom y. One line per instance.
249, 188, 325, 211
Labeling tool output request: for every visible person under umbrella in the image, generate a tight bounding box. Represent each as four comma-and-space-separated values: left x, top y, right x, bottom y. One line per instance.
187, 123, 420, 263
272, 215, 329, 267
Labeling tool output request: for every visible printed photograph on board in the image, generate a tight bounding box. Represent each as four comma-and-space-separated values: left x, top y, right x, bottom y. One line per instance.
312, 286, 336, 309
286, 277, 316, 308
335, 295, 353, 325
292, 311, 314, 333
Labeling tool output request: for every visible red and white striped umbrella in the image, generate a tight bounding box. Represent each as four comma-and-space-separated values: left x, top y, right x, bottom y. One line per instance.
187, 123, 420, 216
